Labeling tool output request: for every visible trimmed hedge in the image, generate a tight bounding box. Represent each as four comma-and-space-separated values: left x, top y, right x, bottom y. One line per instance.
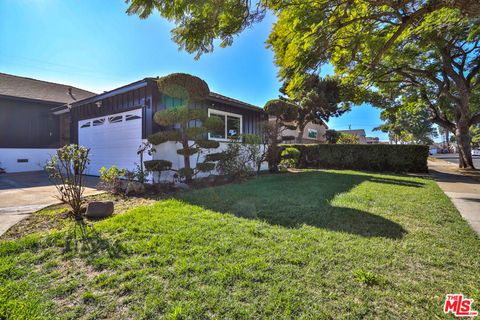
281, 144, 429, 173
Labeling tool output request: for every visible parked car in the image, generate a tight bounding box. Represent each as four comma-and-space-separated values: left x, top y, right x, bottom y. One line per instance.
472, 148, 480, 156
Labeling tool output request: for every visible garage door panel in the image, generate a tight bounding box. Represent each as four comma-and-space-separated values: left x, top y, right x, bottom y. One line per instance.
78, 109, 143, 176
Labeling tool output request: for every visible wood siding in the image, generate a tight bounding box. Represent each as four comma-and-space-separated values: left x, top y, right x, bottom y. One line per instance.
0, 97, 61, 148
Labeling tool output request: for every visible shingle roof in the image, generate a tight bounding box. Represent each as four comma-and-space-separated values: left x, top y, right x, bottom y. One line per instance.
0, 73, 96, 104
338, 129, 366, 136
208, 92, 263, 112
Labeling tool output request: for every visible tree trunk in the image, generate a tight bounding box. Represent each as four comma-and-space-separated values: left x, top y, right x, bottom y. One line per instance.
297, 124, 305, 143
182, 136, 192, 182
455, 122, 474, 169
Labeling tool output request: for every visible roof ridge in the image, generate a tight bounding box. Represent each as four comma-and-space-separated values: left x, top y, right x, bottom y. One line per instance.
0, 72, 96, 94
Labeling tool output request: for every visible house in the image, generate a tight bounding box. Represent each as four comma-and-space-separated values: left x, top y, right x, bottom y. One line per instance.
269, 117, 328, 144
0, 73, 95, 172
66, 77, 268, 176
338, 129, 367, 144
366, 136, 380, 144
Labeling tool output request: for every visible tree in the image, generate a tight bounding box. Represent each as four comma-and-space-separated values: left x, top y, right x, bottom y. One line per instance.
337, 134, 360, 144
267, 5, 480, 168
325, 129, 341, 144
125, 0, 480, 59
375, 103, 439, 145
44, 144, 91, 245
147, 73, 224, 182
126, 0, 480, 168
45, 145, 90, 220
263, 99, 298, 172
470, 124, 480, 148
281, 74, 346, 143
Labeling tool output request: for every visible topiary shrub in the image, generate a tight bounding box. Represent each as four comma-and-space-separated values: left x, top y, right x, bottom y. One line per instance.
148, 73, 224, 182
280, 147, 301, 169
281, 144, 428, 173
144, 160, 172, 172
144, 160, 172, 183
263, 99, 298, 172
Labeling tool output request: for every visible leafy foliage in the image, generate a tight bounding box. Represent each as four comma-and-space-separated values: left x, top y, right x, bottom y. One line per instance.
144, 160, 172, 172
98, 166, 126, 194
264, 99, 298, 172
283, 144, 429, 173
281, 75, 347, 142
375, 105, 438, 145
216, 141, 254, 179
156, 73, 209, 101
337, 134, 360, 144
148, 73, 223, 181
280, 147, 300, 169
129, 0, 480, 169
44, 144, 90, 219
325, 129, 341, 144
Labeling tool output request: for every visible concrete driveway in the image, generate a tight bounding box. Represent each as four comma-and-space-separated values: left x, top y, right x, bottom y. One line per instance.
0, 171, 101, 236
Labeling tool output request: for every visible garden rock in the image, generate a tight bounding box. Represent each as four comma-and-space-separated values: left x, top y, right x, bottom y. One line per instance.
125, 181, 146, 195
85, 201, 114, 219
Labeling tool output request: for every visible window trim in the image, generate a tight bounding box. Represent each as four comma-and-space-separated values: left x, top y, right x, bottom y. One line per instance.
307, 128, 318, 139
207, 108, 243, 141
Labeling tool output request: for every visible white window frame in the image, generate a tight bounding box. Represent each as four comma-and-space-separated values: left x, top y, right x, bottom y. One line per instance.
307, 128, 318, 139
207, 108, 243, 142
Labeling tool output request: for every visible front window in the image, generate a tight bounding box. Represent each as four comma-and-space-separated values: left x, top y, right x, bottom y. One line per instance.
208, 109, 242, 141
308, 128, 318, 139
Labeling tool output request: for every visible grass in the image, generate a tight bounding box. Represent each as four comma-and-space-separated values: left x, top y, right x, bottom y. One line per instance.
1, 170, 479, 319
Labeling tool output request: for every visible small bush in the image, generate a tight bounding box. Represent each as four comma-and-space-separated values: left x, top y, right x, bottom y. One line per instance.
280, 147, 301, 169
281, 144, 428, 172
99, 166, 126, 194
216, 142, 254, 179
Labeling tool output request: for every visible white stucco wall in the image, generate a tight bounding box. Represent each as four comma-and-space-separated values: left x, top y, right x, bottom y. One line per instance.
0, 148, 57, 173
152, 141, 268, 182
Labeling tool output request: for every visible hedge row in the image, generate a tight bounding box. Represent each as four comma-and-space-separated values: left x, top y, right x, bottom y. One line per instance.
281, 144, 429, 173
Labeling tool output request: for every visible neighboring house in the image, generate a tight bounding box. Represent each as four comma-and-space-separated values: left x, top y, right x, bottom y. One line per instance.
338, 129, 367, 144
0, 73, 95, 172
67, 77, 268, 176
270, 117, 328, 144
366, 136, 380, 144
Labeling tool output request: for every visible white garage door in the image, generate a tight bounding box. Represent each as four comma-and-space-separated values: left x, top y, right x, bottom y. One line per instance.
78, 109, 143, 176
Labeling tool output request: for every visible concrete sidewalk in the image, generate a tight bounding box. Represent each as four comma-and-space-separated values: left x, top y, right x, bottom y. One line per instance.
428, 159, 480, 236
0, 171, 102, 237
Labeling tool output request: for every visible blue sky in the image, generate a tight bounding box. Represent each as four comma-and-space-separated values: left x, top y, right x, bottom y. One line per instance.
0, 0, 388, 140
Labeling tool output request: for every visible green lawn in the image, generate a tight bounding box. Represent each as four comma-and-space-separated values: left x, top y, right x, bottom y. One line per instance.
1, 170, 479, 319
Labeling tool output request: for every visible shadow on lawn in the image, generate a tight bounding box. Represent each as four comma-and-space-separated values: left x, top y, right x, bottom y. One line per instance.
178, 170, 425, 239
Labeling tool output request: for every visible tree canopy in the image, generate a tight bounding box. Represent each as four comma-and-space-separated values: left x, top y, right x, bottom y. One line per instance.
126, 0, 480, 168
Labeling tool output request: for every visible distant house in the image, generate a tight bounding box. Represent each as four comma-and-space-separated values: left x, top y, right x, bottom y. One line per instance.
270, 117, 328, 144
338, 129, 367, 144
366, 136, 380, 144
0, 73, 95, 172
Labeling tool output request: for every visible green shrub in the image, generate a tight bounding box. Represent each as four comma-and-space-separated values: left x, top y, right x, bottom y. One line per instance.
196, 162, 216, 172
337, 133, 359, 144
98, 165, 126, 194
144, 160, 172, 172
216, 142, 254, 179
280, 147, 301, 169
281, 144, 428, 172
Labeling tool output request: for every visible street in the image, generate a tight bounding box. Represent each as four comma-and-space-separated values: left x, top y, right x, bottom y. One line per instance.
432, 153, 480, 168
